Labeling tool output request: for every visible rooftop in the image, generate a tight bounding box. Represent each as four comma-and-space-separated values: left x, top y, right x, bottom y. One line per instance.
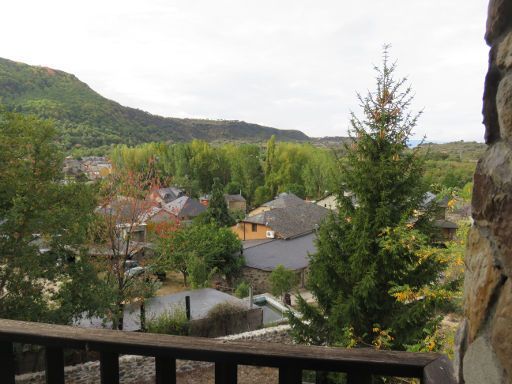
243, 203, 329, 239
243, 233, 316, 271
78, 288, 250, 331
163, 196, 206, 218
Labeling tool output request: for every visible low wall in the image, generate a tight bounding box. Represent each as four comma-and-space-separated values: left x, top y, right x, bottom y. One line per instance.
189, 307, 263, 337
15, 325, 292, 384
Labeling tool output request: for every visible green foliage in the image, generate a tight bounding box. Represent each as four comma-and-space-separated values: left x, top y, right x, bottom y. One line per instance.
269, 265, 298, 299
289, 49, 452, 352
146, 307, 189, 336
157, 222, 243, 287
201, 177, 234, 227
109, 139, 338, 208
0, 109, 106, 323
424, 160, 476, 189
234, 281, 250, 298
0, 58, 307, 151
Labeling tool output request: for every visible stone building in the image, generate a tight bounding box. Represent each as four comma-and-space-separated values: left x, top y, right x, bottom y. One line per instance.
456, 1, 512, 383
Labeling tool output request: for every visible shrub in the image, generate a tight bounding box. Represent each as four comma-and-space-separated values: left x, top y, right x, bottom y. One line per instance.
146, 307, 189, 336
269, 264, 297, 300
234, 281, 250, 298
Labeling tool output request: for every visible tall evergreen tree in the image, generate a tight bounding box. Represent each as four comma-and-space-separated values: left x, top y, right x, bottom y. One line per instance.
201, 177, 234, 227
289, 48, 451, 352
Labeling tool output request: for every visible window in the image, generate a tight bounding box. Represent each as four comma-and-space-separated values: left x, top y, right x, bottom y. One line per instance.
251, 223, 257, 232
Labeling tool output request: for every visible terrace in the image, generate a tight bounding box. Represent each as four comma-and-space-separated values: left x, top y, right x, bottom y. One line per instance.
0, 318, 455, 384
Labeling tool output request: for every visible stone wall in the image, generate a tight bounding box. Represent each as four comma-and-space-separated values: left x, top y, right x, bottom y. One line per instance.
456, 1, 512, 383
15, 326, 292, 384
242, 267, 272, 293
189, 307, 263, 337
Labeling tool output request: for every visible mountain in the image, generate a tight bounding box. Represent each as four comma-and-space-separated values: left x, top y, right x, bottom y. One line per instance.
0, 57, 308, 150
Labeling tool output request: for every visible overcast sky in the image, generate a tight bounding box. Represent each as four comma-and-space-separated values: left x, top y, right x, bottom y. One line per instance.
2, 0, 489, 141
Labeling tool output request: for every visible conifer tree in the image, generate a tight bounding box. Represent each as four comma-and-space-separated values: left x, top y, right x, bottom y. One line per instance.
289, 48, 452, 352
202, 177, 234, 227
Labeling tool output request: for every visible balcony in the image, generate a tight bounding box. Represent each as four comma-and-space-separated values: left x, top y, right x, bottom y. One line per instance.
0, 318, 455, 384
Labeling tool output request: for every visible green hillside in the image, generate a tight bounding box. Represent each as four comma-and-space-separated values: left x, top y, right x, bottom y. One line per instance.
0, 57, 308, 151
416, 141, 486, 162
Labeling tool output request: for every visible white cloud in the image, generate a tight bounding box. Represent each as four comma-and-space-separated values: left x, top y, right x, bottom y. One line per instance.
1, 0, 489, 141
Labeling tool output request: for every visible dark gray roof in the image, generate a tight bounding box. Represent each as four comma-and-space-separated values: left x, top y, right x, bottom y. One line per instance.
164, 196, 206, 218
243, 203, 329, 239
157, 187, 185, 203
243, 233, 316, 271
77, 288, 249, 331
262, 192, 305, 209
421, 192, 450, 209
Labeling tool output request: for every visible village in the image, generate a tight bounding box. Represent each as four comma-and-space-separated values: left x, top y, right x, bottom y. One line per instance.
2, 1, 502, 380
72, 165, 465, 338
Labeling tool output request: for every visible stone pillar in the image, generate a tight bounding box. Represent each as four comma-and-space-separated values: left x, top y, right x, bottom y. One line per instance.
455, 1, 512, 383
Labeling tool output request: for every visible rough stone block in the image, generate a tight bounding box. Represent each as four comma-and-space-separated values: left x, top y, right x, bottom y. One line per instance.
497, 73, 512, 141
463, 335, 504, 384
485, 0, 512, 45
464, 227, 503, 341
497, 32, 512, 70
491, 278, 512, 380
483, 64, 501, 144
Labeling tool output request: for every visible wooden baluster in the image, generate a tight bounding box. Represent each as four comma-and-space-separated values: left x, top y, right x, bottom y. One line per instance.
100, 351, 119, 384
0, 341, 15, 384
346, 371, 372, 384
279, 366, 302, 384
215, 362, 237, 384
45, 346, 64, 384
155, 356, 176, 384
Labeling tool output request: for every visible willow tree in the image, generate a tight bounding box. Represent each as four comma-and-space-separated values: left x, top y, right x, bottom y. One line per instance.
289, 48, 453, 353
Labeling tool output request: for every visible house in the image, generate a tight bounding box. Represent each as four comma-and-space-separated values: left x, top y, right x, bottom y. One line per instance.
248, 192, 305, 216
316, 194, 338, 211
232, 198, 329, 241
421, 192, 459, 240
224, 194, 247, 213
163, 196, 206, 222
199, 194, 247, 213
148, 186, 185, 206
80, 156, 112, 180
241, 233, 316, 293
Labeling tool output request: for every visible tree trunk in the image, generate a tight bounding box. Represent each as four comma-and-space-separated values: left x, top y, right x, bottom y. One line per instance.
140, 301, 146, 332
117, 303, 124, 330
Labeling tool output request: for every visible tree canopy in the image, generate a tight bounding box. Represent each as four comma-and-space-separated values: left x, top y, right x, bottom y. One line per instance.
0, 110, 105, 323
289, 49, 454, 352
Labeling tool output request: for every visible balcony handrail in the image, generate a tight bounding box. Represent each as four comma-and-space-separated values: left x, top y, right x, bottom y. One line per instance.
0, 318, 456, 384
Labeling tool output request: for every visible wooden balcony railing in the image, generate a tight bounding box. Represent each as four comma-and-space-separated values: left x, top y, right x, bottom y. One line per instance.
0, 318, 455, 384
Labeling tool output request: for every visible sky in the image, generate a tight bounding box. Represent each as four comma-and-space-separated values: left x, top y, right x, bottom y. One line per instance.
1, 0, 489, 142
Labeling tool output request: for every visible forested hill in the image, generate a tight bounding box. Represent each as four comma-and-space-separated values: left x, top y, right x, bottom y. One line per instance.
0, 57, 309, 150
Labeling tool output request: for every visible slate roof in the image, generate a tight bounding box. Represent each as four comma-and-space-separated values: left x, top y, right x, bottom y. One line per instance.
163, 196, 206, 218
243, 202, 329, 239
421, 192, 450, 209
96, 197, 153, 224
262, 192, 305, 209
243, 233, 316, 271
77, 288, 250, 331
157, 187, 185, 203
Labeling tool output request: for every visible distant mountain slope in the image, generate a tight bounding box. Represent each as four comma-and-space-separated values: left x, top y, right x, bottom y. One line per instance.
0, 57, 308, 149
